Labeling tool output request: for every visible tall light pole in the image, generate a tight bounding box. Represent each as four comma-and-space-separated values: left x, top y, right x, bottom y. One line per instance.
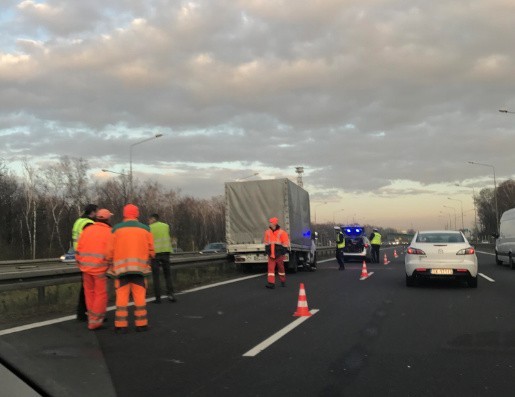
236, 172, 259, 181
447, 197, 464, 230
468, 161, 499, 233
130, 133, 163, 201
443, 205, 457, 230
313, 202, 327, 224
440, 211, 452, 230
333, 208, 345, 224
455, 183, 478, 241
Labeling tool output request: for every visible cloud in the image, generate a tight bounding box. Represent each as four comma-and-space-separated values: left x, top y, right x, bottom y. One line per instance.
1, 0, 515, 210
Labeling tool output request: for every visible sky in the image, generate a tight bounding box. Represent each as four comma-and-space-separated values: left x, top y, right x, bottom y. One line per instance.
1, 0, 514, 230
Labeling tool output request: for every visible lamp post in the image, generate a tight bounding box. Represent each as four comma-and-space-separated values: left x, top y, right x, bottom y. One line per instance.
440, 211, 452, 230
447, 197, 464, 230
313, 202, 327, 224
236, 172, 259, 181
467, 161, 499, 233
130, 133, 163, 201
333, 208, 345, 224
101, 169, 128, 177
443, 205, 457, 230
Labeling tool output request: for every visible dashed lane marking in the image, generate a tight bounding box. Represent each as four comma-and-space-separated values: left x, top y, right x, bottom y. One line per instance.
478, 273, 495, 282
243, 309, 319, 357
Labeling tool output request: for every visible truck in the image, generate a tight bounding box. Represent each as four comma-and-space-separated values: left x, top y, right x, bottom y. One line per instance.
225, 178, 316, 272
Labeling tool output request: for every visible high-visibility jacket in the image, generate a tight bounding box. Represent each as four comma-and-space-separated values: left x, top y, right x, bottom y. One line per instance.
106, 219, 155, 278
263, 227, 290, 259
337, 232, 346, 249
72, 217, 94, 250
150, 221, 172, 253
76, 222, 112, 275
371, 232, 382, 245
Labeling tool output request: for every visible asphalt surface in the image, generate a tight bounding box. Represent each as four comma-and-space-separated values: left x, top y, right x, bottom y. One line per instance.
1, 246, 515, 396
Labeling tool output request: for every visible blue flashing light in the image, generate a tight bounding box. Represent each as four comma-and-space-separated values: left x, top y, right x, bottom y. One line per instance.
303, 230, 312, 238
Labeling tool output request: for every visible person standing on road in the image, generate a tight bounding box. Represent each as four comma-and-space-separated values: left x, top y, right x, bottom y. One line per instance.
264, 217, 290, 289
72, 204, 98, 322
76, 209, 113, 330
148, 213, 177, 303
369, 228, 382, 263
335, 227, 346, 270
107, 204, 155, 333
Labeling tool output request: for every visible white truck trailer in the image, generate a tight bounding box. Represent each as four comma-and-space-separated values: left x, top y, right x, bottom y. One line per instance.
225, 178, 316, 272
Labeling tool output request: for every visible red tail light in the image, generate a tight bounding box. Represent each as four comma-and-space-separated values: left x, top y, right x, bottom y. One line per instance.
364, 244, 369, 248
407, 247, 426, 255
456, 247, 475, 255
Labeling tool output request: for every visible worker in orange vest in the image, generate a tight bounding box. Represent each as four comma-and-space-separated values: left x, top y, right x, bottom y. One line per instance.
263, 217, 290, 289
107, 204, 155, 333
76, 209, 113, 330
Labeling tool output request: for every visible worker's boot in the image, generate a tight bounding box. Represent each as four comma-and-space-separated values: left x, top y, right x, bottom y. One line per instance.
265, 283, 275, 289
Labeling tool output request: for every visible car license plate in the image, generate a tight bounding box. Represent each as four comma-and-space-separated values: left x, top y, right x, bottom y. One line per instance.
430, 269, 453, 275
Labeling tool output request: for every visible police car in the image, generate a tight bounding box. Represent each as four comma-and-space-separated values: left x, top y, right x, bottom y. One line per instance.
340, 226, 372, 262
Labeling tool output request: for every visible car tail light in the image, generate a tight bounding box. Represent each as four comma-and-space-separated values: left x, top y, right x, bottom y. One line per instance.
364, 243, 369, 248
407, 247, 426, 255
456, 247, 475, 255
415, 268, 427, 272
456, 269, 468, 272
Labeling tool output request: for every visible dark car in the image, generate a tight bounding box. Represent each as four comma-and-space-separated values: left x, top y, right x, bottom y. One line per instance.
59, 248, 76, 263
199, 242, 227, 254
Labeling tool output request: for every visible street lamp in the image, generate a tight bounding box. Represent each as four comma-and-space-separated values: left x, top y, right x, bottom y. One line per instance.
440, 211, 452, 230
333, 208, 345, 224
443, 205, 457, 230
313, 202, 328, 224
102, 169, 128, 177
447, 197, 464, 230
467, 161, 499, 233
455, 183, 479, 241
236, 172, 259, 181
130, 133, 163, 201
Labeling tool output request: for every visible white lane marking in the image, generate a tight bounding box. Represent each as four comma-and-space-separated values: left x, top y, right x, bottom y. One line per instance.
317, 258, 336, 264
478, 273, 495, 282
359, 272, 374, 281
476, 251, 495, 256
0, 274, 265, 336
243, 309, 319, 357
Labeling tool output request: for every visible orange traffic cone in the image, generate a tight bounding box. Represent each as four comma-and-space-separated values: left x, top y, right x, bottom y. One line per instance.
359, 261, 369, 280
394, 249, 398, 258
293, 283, 312, 317
383, 253, 390, 265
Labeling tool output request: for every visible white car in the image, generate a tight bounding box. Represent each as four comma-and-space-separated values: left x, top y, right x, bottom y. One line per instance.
405, 231, 478, 288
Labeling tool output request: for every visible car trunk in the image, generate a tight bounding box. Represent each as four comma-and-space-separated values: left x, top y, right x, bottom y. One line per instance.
414, 243, 468, 264
343, 237, 365, 253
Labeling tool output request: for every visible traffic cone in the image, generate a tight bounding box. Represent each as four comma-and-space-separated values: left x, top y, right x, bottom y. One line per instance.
383, 253, 390, 265
293, 283, 312, 317
394, 249, 398, 258
359, 261, 369, 280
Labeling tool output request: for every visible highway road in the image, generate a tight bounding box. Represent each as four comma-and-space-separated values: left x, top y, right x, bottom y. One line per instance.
1, 247, 515, 396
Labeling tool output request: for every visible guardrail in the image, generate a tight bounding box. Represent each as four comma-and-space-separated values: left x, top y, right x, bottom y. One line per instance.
0, 247, 335, 292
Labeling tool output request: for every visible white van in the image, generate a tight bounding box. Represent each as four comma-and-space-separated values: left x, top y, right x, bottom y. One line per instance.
495, 208, 515, 269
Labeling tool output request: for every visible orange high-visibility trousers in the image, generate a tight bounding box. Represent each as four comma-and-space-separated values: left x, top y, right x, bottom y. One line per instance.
114, 275, 148, 328
267, 255, 286, 285
82, 273, 108, 330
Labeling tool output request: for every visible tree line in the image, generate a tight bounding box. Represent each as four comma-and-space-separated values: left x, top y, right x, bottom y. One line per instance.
474, 179, 515, 238
0, 157, 225, 260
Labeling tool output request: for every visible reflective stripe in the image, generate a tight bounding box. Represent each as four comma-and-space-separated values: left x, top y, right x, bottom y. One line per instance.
134, 305, 146, 310
89, 318, 103, 325
297, 301, 308, 308
134, 315, 147, 320
116, 306, 128, 311
77, 261, 107, 268
114, 258, 149, 266
87, 311, 104, 317
278, 273, 285, 276
78, 252, 105, 259
115, 316, 127, 321
267, 273, 275, 276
